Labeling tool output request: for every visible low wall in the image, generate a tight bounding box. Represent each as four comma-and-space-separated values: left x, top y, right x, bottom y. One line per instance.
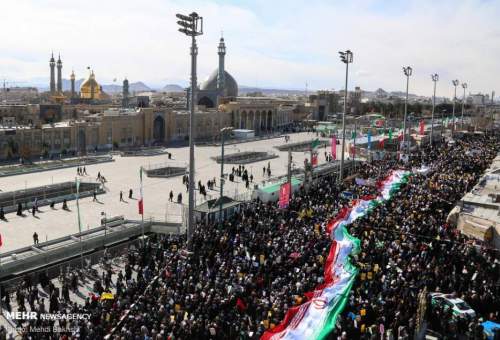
0, 156, 114, 177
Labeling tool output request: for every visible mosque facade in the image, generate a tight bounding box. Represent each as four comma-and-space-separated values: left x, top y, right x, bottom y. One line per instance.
188, 37, 238, 109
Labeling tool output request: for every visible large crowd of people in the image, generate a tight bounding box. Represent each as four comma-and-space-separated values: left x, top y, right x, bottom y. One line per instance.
3, 133, 498, 339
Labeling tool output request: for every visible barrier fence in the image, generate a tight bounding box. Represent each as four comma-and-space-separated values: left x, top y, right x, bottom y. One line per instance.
0, 237, 144, 296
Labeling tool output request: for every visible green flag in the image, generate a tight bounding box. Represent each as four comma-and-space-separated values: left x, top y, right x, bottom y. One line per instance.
351, 130, 356, 139
311, 138, 320, 149
388, 128, 393, 141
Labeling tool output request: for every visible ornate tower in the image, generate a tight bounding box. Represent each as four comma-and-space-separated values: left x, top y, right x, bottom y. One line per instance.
49, 53, 56, 94
70, 70, 76, 98
217, 37, 226, 93
56, 54, 63, 93
90, 70, 95, 100
122, 78, 129, 108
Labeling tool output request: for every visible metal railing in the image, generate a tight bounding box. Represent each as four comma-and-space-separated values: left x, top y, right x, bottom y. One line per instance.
0, 155, 114, 177
0, 238, 143, 295
0, 181, 103, 212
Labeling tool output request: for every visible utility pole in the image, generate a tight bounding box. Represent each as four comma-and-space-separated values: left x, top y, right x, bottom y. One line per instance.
452, 80, 459, 135
287, 148, 292, 195
353, 121, 357, 173
430, 74, 439, 148
2, 79, 5, 103
490, 91, 495, 135
338, 50, 353, 181
403, 66, 413, 156
219, 127, 232, 228
177, 12, 203, 246
219, 132, 225, 227
461, 83, 467, 129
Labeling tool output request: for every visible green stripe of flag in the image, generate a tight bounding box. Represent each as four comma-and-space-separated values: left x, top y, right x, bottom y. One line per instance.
312, 138, 320, 149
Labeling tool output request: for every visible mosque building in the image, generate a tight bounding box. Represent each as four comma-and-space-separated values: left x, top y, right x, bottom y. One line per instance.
48, 53, 109, 104
80, 70, 103, 100
188, 37, 238, 109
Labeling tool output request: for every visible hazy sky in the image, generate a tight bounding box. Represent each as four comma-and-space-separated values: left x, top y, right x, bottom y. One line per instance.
0, 0, 499, 97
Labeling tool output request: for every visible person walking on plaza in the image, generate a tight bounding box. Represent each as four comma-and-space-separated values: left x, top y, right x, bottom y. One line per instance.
177, 193, 182, 204
33, 232, 39, 245
93, 190, 97, 202
129, 189, 133, 199
32, 205, 36, 217
83, 166, 87, 175
169, 191, 174, 202
120, 191, 124, 202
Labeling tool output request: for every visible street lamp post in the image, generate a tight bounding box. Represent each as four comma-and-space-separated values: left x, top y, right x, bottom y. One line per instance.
430, 73, 439, 148
338, 50, 353, 181
219, 127, 233, 228
101, 211, 107, 249
452, 80, 459, 134
402, 66, 412, 156
176, 12, 203, 246
461, 83, 467, 129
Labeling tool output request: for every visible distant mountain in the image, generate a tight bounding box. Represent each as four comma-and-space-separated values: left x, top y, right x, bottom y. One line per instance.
62, 78, 85, 91
101, 84, 122, 93
58, 79, 152, 94
129, 82, 152, 93
239, 85, 307, 96
162, 84, 185, 92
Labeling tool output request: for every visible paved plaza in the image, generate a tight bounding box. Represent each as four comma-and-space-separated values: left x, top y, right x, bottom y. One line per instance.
0, 132, 341, 252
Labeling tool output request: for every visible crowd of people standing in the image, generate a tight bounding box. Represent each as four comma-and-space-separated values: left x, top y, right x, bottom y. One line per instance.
5, 133, 498, 339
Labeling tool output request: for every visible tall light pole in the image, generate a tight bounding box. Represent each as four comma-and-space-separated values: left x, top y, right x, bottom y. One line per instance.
101, 211, 107, 250
461, 83, 467, 129
430, 73, 439, 148
338, 49, 353, 181
177, 12, 203, 246
402, 66, 412, 156
219, 126, 233, 228
452, 80, 459, 134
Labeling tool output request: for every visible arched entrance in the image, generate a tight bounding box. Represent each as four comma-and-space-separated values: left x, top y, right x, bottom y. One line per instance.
198, 96, 214, 108
267, 111, 273, 131
77, 129, 86, 155
153, 116, 165, 142
241, 111, 247, 129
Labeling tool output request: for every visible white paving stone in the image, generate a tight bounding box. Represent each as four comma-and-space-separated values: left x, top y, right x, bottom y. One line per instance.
0, 132, 340, 252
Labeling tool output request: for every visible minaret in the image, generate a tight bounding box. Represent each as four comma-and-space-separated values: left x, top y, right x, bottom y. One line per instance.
90, 70, 95, 100
217, 37, 226, 93
56, 54, 63, 93
49, 53, 56, 94
122, 78, 129, 108
70, 70, 76, 98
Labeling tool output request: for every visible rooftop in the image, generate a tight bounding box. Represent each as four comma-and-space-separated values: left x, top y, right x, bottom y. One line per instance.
460, 153, 500, 222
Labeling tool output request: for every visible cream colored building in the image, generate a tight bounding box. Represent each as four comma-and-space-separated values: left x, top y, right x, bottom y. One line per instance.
448, 153, 500, 249
219, 97, 293, 133
0, 95, 301, 160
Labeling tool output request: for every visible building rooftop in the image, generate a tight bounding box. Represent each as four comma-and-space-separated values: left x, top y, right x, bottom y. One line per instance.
461, 153, 500, 215
102, 108, 140, 116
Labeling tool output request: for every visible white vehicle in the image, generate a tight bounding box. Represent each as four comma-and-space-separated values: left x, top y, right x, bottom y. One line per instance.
429, 293, 476, 319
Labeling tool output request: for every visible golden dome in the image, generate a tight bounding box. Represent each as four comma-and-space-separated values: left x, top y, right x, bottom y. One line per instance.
80, 71, 102, 99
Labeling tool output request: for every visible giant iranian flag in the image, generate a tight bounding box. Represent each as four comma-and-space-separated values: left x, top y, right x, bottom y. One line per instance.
262, 170, 410, 340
